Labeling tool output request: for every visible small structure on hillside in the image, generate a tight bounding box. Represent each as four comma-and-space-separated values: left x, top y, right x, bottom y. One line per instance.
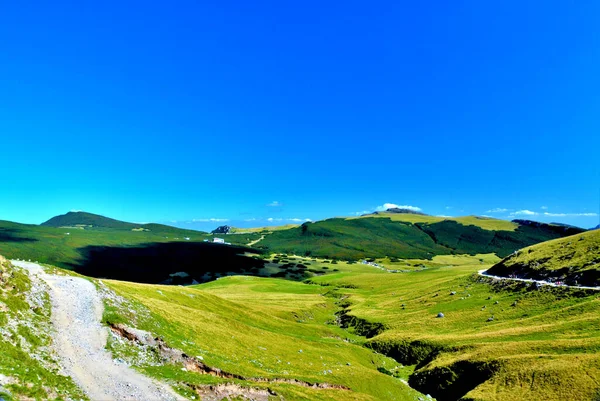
213, 238, 225, 244
437, 312, 445, 318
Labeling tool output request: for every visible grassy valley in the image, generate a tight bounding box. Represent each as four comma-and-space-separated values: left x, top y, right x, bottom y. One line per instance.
1, 212, 599, 400
94, 249, 600, 400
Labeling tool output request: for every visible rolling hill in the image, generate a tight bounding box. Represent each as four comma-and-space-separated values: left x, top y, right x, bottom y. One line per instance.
0, 211, 587, 285
41, 211, 200, 234
253, 214, 585, 260
487, 228, 600, 287
0, 212, 264, 281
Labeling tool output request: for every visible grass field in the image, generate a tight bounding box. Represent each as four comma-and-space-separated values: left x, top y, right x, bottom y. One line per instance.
102, 276, 427, 400
95, 248, 600, 401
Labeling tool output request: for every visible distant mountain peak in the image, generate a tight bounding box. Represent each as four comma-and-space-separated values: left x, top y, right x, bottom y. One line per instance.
368, 207, 427, 216
212, 225, 232, 234
41, 211, 138, 229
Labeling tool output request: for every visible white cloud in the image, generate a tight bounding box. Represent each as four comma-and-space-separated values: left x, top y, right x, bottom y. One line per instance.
486, 208, 509, 213
445, 206, 453, 210
192, 218, 230, 222
375, 203, 422, 212
507, 210, 597, 218
267, 217, 310, 223
541, 206, 548, 210
244, 218, 257, 222
267, 201, 282, 207
512, 210, 539, 216
543, 212, 598, 217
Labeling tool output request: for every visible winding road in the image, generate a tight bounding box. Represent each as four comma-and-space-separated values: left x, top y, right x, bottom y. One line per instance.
478, 269, 600, 291
12, 260, 185, 401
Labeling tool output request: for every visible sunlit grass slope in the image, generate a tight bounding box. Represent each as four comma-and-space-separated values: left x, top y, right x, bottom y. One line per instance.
103, 277, 426, 401
488, 228, 600, 287
353, 213, 519, 232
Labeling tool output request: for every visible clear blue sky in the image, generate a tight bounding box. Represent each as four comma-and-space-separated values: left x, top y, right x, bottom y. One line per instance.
1, 1, 599, 231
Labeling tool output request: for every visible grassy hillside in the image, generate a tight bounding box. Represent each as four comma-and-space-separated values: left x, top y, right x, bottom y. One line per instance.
229, 224, 301, 233
0, 219, 265, 283
488, 229, 600, 287
254, 216, 584, 260
41, 211, 209, 235
102, 276, 427, 400
354, 213, 519, 232
42, 211, 143, 230
0, 219, 208, 267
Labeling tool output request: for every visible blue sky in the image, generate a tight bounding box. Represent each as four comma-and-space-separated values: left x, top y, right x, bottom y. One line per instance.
0, 1, 599, 231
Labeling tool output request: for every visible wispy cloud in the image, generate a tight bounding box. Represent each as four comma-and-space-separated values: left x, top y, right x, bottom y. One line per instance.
508, 210, 598, 218
511, 210, 538, 216
541, 206, 548, 210
192, 218, 230, 222
543, 212, 597, 217
266, 201, 282, 207
486, 208, 509, 213
266, 217, 311, 223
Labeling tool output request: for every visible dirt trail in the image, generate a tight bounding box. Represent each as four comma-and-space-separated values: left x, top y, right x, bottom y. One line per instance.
247, 234, 265, 247
12, 260, 186, 401
478, 269, 600, 291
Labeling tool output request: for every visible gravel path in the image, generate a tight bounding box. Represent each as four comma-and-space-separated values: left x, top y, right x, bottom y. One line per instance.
12, 261, 186, 401
478, 269, 600, 291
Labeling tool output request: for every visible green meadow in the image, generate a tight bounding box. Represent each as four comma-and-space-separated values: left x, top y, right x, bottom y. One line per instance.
98, 250, 600, 401
1, 212, 599, 400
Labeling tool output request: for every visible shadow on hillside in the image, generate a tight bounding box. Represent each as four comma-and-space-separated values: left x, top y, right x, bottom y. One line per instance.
70, 242, 265, 284
0, 228, 38, 243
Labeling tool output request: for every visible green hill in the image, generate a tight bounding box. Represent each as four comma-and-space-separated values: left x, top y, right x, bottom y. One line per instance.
0, 216, 262, 278
41, 211, 139, 229
488, 228, 600, 287
253, 214, 585, 260
41, 211, 199, 234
